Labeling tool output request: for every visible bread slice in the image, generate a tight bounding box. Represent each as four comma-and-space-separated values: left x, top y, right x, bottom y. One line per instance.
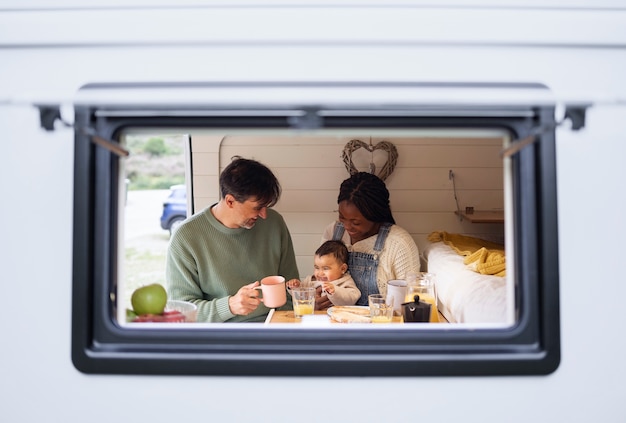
330, 306, 370, 316
329, 308, 372, 323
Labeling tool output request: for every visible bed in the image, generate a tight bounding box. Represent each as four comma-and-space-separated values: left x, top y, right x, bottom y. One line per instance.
423, 232, 513, 325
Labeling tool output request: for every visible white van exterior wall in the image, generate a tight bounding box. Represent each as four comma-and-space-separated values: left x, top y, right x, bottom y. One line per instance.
2, 3, 625, 422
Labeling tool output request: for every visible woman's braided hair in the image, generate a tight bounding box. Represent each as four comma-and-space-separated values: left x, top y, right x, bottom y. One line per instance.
337, 172, 395, 224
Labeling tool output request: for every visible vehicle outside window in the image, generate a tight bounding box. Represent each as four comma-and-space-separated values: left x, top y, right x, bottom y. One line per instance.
159, 184, 187, 235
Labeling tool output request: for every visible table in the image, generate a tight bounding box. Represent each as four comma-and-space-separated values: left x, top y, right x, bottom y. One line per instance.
266, 310, 330, 324
265, 310, 436, 324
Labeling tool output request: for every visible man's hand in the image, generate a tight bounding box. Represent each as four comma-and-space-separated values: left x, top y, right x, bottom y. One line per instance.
228, 281, 262, 315
314, 285, 332, 310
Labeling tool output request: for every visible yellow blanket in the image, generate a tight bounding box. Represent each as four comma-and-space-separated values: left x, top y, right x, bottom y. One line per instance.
427, 231, 506, 277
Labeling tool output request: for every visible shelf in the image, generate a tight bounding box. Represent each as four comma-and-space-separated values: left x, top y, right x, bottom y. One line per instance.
455, 210, 504, 223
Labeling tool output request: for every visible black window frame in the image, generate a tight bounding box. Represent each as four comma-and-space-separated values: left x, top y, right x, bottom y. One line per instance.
71, 82, 561, 376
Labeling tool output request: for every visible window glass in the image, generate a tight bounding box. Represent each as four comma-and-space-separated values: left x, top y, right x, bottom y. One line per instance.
120, 134, 186, 317
117, 128, 514, 328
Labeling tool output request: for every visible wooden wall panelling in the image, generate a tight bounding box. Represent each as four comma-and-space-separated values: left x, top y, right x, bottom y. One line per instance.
188, 133, 506, 278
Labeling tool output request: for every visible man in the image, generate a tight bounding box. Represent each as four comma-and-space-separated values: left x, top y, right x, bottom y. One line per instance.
166, 156, 299, 322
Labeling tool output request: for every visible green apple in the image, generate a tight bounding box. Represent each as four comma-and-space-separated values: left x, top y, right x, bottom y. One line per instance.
131, 283, 167, 315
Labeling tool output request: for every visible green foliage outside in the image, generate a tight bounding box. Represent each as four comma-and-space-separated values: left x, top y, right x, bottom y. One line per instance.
143, 137, 168, 157
125, 135, 186, 189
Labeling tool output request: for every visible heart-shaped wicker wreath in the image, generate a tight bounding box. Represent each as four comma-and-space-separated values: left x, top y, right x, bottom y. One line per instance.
341, 139, 398, 181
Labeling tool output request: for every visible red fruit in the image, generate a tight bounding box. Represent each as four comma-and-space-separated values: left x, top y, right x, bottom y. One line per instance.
133, 314, 160, 322
161, 310, 186, 322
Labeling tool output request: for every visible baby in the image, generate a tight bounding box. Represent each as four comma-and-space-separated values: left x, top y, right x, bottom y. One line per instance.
287, 240, 360, 306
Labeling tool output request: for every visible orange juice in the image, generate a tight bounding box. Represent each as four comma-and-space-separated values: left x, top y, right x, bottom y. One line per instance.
293, 302, 314, 317
370, 300, 393, 323
371, 315, 392, 323
292, 287, 315, 317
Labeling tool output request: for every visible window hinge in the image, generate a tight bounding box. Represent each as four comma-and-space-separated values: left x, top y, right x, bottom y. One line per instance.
564, 106, 587, 130
500, 105, 588, 158
37, 105, 129, 157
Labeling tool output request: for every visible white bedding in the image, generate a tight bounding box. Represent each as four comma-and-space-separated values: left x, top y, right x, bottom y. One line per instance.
424, 241, 512, 324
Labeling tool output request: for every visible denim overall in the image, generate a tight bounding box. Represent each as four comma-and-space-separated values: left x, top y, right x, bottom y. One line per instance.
332, 222, 392, 306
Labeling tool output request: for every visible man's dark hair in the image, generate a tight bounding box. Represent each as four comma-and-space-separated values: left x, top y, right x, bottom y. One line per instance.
219, 156, 281, 207
337, 172, 396, 224
315, 240, 349, 265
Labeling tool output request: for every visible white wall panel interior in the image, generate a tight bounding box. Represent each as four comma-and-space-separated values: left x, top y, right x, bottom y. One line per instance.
190, 132, 505, 277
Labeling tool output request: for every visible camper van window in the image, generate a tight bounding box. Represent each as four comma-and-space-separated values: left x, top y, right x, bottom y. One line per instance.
71, 82, 561, 376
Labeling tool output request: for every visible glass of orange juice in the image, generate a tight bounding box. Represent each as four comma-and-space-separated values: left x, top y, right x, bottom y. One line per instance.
292, 287, 315, 318
368, 294, 393, 323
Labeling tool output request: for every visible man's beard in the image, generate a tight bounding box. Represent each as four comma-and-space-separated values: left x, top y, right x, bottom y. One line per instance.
240, 218, 257, 229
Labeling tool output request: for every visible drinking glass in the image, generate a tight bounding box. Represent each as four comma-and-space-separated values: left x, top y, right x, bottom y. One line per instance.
368, 294, 393, 323
292, 287, 315, 318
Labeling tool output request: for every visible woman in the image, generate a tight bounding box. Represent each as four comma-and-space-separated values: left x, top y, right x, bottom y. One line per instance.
317, 172, 420, 308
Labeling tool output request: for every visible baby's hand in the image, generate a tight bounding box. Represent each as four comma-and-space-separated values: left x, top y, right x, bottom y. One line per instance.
322, 282, 335, 295
286, 279, 301, 289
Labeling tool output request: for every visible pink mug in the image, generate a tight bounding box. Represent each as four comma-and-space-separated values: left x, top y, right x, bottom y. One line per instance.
254, 276, 286, 308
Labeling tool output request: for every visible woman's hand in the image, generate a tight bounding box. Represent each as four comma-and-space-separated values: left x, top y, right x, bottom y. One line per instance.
314, 286, 332, 310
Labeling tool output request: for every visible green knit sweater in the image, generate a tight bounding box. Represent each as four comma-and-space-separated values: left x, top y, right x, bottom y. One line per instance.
166, 206, 298, 322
